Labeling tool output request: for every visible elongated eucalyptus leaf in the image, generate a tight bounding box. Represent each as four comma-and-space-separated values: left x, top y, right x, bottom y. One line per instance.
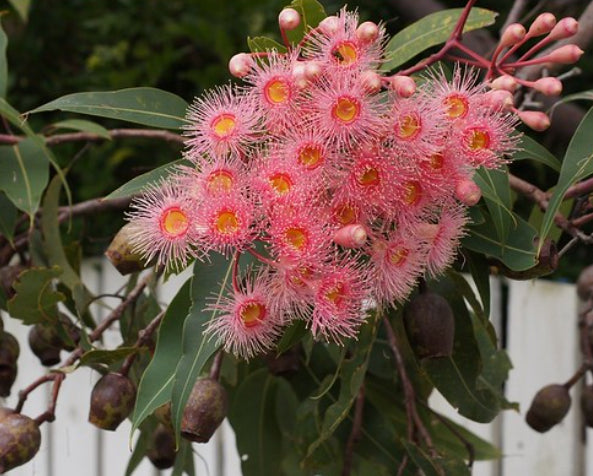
473, 166, 512, 243
106, 158, 189, 199
78, 347, 138, 368
0, 192, 18, 245
0, 19, 7, 98
381, 8, 497, 72
28, 88, 189, 130
514, 135, 561, 172
539, 107, 593, 252
170, 254, 230, 440
286, 0, 326, 44
50, 119, 111, 139
464, 250, 491, 317
550, 90, 593, 112
130, 279, 192, 437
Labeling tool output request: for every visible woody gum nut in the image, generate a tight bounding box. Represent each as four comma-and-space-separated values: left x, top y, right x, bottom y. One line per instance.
0, 411, 41, 473
146, 423, 177, 469
88, 372, 136, 431
0, 332, 19, 397
581, 385, 593, 428
105, 223, 148, 275
526, 384, 571, 432
181, 378, 228, 443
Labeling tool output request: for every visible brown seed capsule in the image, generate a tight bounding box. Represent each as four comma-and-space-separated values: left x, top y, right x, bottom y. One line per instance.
0, 410, 41, 473
526, 384, 571, 432
181, 378, 227, 443
28, 325, 62, 367
146, 423, 177, 469
581, 385, 593, 428
88, 372, 136, 431
0, 331, 19, 397
404, 291, 455, 359
264, 345, 301, 376
105, 223, 148, 275
153, 401, 172, 431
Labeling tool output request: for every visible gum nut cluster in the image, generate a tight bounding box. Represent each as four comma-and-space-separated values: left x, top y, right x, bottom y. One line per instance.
125, 8, 519, 359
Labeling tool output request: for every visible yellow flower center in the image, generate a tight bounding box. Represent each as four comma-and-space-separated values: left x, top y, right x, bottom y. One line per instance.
240, 301, 266, 328
269, 173, 292, 195
160, 207, 189, 238
211, 113, 237, 138
403, 181, 421, 205
206, 170, 234, 194
428, 153, 444, 170
444, 94, 469, 119
332, 41, 358, 65
389, 247, 408, 266
396, 113, 421, 140
264, 78, 290, 104
467, 128, 490, 150
284, 227, 308, 251
334, 203, 358, 225
214, 210, 239, 235
326, 282, 345, 306
332, 97, 360, 124
357, 165, 380, 187
298, 145, 323, 170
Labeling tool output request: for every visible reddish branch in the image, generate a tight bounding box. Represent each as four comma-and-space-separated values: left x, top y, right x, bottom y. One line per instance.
120, 309, 166, 376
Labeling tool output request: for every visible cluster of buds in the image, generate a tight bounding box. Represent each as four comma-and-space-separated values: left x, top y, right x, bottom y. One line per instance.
124, 6, 579, 359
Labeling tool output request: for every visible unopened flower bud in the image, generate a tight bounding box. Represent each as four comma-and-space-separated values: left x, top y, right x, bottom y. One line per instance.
355, 21, 379, 43
483, 89, 514, 111
278, 8, 300, 31
318, 16, 340, 36
548, 17, 578, 41
228, 53, 253, 78
528, 13, 556, 37
500, 23, 526, 47
533, 77, 563, 96
390, 75, 415, 97
333, 224, 367, 248
0, 410, 41, 473
147, 423, 177, 469
455, 179, 482, 206
105, 223, 148, 275
181, 378, 227, 443
526, 384, 571, 432
88, 372, 136, 431
360, 70, 382, 93
517, 110, 551, 131
490, 75, 518, 92
546, 44, 584, 64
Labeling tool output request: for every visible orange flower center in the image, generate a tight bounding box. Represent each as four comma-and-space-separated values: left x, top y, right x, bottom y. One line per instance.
290, 266, 312, 288
334, 203, 358, 225
443, 94, 469, 119
396, 113, 421, 140
159, 207, 189, 238
403, 181, 421, 205
239, 301, 266, 328
357, 165, 380, 187
269, 173, 292, 195
332, 96, 360, 124
428, 153, 444, 170
214, 210, 239, 235
298, 145, 324, 170
332, 41, 358, 65
284, 227, 308, 251
389, 247, 408, 266
264, 78, 290, 104
326, 282, 345, 306
211, 113, 237, 138
206, 170, 234, 194
467, 128, 490, 150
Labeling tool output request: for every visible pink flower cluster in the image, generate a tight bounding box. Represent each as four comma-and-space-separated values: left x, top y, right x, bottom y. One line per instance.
127, 8, 520, 358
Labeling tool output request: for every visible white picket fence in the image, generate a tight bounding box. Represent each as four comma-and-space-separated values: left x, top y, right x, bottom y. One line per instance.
1, 259, 591, 475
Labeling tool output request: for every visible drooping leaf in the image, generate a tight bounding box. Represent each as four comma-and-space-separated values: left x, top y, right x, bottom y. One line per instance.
247, 36, 286, 53
131, 278, 192, 437
105, 158, 189, 200
171, 439, 195, 476
125, 418, 157, 476
78, 347, 139, 368
381, 8, 497, 72
0, 19, 7, 98
170, 254, 230, 440
7, 266, 65, 325
514, 135, 561, 172
286, 0, 327, 45
0, 137, 49, 218
0, 192, 18, 245
8, 0, 30, 22
473, 166, 513, 243
539, 106, 593, 252
550, 90, 593, 111
49, 119, 111, 139
276, 318, 308, 355
28, 87, 190, 130
464, 250, 491, 317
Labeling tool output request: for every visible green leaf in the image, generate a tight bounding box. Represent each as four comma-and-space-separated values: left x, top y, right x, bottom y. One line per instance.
276, 318, 308, 354
7, 266, 65, 325
49, 119, 111, 139
381, 8, 497, 72
105, 158, 189, 200
550, 90, 593, 112
473, 166, 512, 242
306, 315, 378, 457
539, 107, 593, 252
0, 192, 18, 245
41, 175, 94, 316
28, 87, 190, 130
8, 0, 30, 22
463, 210, 537, 271
247, 36, 286, 53
78, 347, 138, 368
0, 19, 7, 98
131, 278, 192, 437
229, 369, 285, 476
170, 254, 230, 441
0, 137, 49, 218
171, 439, 195, 476
465, 250, 491, 317
514, 135, 561, 172
125, 419, 157, 476
286, 0, 327, 45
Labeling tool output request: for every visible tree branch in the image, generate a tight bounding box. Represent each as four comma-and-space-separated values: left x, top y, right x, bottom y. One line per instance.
341, 385, 365, 476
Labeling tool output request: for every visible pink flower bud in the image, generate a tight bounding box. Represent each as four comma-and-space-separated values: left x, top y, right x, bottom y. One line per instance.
548, 17, 578, 41
500, 23, 526, 48
355, 21, 379, 43
546, 44, 584, 64
390, 75, 415, 97
278, 8, 301, 30
319, 16, 340, 36
490, 75, 518, 92
360, 70, 382, 93
228, 53, 253, 78
304, 61, 322, 80
517, 110, 550, 131
455, 179, 481, 206
333, 224, 367, 248
483, 90, 514, 111
528, 13, 556, 37
292, 62, 308, 88
533, 77, 563, 96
